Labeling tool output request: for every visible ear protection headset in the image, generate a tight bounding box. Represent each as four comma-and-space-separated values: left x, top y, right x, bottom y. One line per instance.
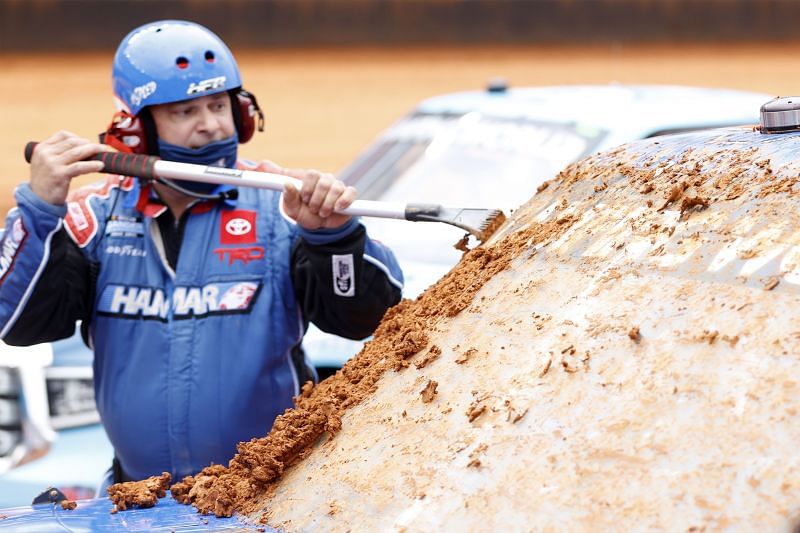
102, 88, 264, 155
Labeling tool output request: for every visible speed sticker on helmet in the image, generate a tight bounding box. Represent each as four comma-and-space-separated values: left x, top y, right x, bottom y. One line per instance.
187, 76, 226, 95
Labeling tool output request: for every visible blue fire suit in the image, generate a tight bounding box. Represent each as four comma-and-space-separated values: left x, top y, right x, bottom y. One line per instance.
0, 161, 403, 482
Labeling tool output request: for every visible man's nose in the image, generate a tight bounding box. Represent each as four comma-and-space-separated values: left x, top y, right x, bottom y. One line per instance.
197, 107, 222, 133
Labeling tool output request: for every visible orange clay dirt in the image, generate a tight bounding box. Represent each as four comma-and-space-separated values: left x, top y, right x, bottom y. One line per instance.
168, 197, 581, 517
59, 500, 77, 511
107, 472, 171, 512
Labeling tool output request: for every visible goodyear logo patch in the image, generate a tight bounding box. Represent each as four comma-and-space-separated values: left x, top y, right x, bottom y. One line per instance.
97, 281, 260, 320
105, 244, 146, 258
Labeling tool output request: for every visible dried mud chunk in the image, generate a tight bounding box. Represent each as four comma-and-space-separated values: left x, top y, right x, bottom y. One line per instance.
327, 501, 339, 516
467, 443, 488, 468
679, 195, 709, 216
466, 401, 488, 423
453, 234, 470, 252
415, 345, 442, 370
480, 211, 507, 241
696, 330, 719, 345
60, 500, 77, 511
107, 472, 171, 511
657, 181, 688, 211
455, 347, 477, 365
171, 464, 226, 505
764, 277, 780, 291
170, 475, 196, 505
420, 380, 438, 403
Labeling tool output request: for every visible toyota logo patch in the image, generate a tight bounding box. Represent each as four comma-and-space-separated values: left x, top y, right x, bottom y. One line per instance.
220, 210, 257, 244
225, 218, 252, 236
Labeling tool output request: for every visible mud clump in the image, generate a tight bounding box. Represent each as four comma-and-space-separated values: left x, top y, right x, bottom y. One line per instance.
479, 211, 507, 242
172, 205, 580, 518
108, 472, 171, 512
60, 500, 77, 511
420, 380, 438, 403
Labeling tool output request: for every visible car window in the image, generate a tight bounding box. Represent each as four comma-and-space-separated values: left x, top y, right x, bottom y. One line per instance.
341, 111, 608, 208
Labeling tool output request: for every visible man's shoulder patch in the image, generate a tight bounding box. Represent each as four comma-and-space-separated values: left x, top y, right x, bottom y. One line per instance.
332, 253, 355, 297
64, 176, 134, 248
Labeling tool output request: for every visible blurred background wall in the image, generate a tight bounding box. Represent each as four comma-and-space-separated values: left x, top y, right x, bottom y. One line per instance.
3, 0, 800, 51
2, 0, 798, 214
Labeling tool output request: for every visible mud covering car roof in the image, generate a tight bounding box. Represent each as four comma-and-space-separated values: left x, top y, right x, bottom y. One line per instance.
176, 125, 800, 530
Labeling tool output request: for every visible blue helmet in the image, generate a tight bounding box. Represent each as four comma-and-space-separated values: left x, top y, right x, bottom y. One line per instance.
112, 20, 242, 116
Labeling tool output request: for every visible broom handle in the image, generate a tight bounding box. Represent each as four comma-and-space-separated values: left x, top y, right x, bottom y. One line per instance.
24, 142, 409, 219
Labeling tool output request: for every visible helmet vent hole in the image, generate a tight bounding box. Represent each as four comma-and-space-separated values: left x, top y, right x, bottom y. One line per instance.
205, 51, 215, 63
176, 57, 190, 69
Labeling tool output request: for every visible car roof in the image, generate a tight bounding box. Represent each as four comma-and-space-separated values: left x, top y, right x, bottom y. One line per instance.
244, 125, 800, 530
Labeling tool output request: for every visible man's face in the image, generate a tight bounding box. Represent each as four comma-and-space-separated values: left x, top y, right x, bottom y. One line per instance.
150, 92, 236, 148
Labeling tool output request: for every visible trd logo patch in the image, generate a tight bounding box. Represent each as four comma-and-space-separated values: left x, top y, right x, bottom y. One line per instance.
213, 246, 265, 265
332, 254, 355, 297
220, 210, 256, 244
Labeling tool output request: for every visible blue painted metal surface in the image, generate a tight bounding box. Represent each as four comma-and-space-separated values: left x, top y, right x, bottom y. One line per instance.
0, 494, 273, 532
0, 425, 113, 507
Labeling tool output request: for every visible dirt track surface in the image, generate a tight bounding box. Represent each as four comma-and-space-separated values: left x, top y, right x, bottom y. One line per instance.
2, 42, 799, 215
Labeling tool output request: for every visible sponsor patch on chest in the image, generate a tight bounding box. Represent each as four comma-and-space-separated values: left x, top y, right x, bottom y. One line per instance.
220, 210, 257, 244
96, 281, 261, 320
105, 215, 144, 238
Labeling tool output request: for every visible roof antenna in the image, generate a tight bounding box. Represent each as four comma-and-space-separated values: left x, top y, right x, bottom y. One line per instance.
759, 96, 800, 134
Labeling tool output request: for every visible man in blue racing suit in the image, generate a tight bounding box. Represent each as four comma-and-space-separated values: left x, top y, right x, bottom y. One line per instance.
0, 20, 403, 488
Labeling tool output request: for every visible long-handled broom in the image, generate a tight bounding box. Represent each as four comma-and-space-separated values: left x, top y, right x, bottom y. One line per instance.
25, 143, 506, 242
